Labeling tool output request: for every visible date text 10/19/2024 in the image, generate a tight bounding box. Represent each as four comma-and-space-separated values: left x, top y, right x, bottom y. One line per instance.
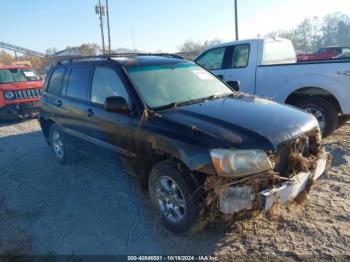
127, 256, 219, 261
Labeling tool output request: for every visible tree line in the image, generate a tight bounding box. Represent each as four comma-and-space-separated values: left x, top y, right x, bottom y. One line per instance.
267, 12, 350, 52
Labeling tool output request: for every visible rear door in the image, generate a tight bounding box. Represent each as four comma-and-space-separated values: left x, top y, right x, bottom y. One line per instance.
223, 44, 256, 94
58, 64, 94, 152
84, 64, 138, 160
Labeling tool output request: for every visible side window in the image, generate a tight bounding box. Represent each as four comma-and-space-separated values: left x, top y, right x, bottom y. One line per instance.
91, 67, 130, 105
66, 66, 91, 100
196, 47, 226, 70
47, 67, 66, 95
231, 44, 250, 68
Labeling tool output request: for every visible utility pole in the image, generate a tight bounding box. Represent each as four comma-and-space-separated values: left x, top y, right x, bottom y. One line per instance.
234, 0, 239, 40
106, 0, 111, 54
95, 0, 106, 54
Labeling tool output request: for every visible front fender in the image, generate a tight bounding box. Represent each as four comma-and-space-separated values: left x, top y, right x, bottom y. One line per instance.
140, 130, 216, 176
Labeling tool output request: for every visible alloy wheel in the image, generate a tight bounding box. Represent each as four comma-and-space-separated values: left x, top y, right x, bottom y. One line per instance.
52, 130, 65, 161
155, 176, 187, 224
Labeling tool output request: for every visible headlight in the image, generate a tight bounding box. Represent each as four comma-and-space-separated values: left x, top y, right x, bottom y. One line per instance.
210, 149, 273, 177
4, 91, 15, 100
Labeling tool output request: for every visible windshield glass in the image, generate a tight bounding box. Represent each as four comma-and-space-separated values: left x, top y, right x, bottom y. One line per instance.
0, 68, 41, 84
126, 63, 233, 109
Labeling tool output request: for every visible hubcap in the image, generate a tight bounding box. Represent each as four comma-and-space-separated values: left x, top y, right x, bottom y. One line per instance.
52, 130, 64, 160
155, 176, 186, 223
304, 107, 326, 131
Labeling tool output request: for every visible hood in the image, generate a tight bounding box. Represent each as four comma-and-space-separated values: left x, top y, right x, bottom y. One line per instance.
0, 80, 43, 91
159, 95, 318, 150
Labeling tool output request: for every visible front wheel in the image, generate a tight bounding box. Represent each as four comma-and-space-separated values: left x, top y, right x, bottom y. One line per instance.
148, 160, 201, 234
294, 97, 338, 137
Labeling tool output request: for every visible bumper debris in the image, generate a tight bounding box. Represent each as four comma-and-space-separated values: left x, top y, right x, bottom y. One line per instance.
219, 153, 328, 214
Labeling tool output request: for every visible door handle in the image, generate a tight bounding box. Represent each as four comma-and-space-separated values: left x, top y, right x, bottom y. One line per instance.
56, 100, 62, 107
86, 108, 94, 117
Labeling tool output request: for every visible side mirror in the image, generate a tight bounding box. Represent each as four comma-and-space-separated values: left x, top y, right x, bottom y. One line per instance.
104, 96, 130, 113
227, 80, 240, 91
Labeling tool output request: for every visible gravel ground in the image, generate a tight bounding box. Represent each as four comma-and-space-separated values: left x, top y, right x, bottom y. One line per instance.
0, 119, 349, 259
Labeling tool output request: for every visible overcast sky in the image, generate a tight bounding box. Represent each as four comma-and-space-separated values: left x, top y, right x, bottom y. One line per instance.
1, 0, 349, 53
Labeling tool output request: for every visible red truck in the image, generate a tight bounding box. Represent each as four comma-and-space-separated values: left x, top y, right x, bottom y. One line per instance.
297, 46, 350, 61
0, 65, 43, 119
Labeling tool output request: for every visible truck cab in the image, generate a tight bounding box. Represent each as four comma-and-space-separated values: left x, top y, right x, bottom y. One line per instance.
196, 38, 350, 136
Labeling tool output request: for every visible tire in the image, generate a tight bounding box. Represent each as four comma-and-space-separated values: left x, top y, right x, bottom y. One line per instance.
148, 160, 201, 234
49, 124, 77, 164
294, 97, 338, 137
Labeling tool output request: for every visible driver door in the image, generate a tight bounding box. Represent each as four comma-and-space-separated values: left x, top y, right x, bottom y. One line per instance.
86, 64, 138, 160
195, 46, 229, 81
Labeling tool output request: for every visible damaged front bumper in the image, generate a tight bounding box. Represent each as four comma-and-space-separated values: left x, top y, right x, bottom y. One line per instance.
219, 153, 328, 214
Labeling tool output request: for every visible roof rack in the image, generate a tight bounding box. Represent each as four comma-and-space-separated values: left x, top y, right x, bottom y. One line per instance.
55, 53, 184, 65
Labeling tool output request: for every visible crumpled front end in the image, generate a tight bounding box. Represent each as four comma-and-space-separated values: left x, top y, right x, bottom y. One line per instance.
203, 127, 329, 216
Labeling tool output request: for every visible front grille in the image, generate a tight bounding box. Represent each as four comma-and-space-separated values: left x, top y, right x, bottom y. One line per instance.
271, 129, 321, 177
14, 89, 42, 100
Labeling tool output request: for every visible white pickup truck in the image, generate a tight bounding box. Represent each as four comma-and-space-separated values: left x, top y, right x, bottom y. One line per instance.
195, 38, 350, 136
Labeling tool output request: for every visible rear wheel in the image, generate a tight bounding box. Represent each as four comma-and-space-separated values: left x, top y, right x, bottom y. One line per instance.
294, 97, 338, 137
49, 124, 77, 164
148, 160, 201, 234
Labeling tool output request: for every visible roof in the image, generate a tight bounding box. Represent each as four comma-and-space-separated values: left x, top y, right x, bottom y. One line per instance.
55, 54, 189, 67
111, 55, 188, 67
201, 37, 290, 52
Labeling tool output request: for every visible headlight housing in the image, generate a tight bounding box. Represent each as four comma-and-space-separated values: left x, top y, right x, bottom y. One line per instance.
4, 91, 15, 100
210, 149, 273, 177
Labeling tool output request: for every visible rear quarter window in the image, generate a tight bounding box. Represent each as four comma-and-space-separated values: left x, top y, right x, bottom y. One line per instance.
46, 67, 66, 95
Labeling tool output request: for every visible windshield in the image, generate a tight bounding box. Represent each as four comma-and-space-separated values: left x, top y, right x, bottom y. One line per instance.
126, 63, 233, 109
0, 68, 41, 84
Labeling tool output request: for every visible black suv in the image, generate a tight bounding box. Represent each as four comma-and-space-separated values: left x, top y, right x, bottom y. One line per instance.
39, 54, 326, 233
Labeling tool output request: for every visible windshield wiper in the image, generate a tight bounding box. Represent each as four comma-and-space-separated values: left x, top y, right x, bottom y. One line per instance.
203, 92, 237, 101
152, 102, 178, 111
152, 93, 237, 111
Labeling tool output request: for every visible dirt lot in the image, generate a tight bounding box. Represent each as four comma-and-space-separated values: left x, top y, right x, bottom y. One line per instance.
0, 119, 349, 259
